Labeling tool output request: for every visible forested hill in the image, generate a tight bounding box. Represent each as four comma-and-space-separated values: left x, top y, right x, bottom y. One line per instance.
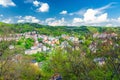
0, 22, 120, 36
0, 22, 120, 80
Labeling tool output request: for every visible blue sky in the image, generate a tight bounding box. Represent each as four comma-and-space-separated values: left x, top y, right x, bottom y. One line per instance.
0, 0, 120, 26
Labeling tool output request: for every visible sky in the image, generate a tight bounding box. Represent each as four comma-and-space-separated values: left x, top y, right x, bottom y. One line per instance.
0, 0, 120, 26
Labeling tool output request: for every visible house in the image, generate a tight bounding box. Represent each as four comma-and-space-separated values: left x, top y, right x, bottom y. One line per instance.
60, 41, 70, 48
42, 46, 48, 51
11, 54, 23, 62
9, 45, 15, 50
25, 42, 50, 55
31, 60, 39, 67
93, 58, 105, 66
93, 32, 99, 38
25, 47, 42, 55
0, 37, 3, 41
93, 32, 117, 39
89, 42, 97, 53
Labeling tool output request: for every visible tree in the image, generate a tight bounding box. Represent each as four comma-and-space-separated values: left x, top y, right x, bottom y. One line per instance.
25, 38, 34, 49
0, 40, 41, 80
41, 47, 96, 80
38, 38, 43, 43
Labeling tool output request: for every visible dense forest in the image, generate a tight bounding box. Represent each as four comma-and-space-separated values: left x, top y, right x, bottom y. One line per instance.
0, 22, 120, 36
0, 22, 120, 80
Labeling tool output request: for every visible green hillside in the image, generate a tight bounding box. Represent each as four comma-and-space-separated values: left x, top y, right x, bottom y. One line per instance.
0, 22, 120, 36
0, 22, 120, 80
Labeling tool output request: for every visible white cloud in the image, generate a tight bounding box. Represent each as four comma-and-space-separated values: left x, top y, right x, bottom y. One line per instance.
110, 17, 120, 26
0, 0, 16, 7
69, 2, 115, 16
96, 2, 116, 11
37, 3, 49, 12
33, 1, 40, 7
15, 16, 22, 19
69, 9, 86, 16
45, 18, 66, 26
32, 1, 49, 12
0, 3, 120, 27
17, 19, 24, 23
17, 16, 40, 23
45, 18, 55, 23
60, 10, 68, 15
118, 17, 120, 20
106, 24, 113, 27
73, 18, 83, 23
69, 3, 114, 26
2, 18, 12, 23
83, 9, 108, 23
97, 13, 108, 23
0, 14, 3, 17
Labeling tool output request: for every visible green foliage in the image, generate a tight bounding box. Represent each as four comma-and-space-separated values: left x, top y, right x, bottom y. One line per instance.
0, 54, 41, 80
0, 40, 41, 80
40, 37, 120, 79
0, 22, 119, 36
43, 43, 51, 48
59, 37, 65, 43
32, 52, 48, 62
25, 38, 34, 49
41, 48, 94, 79
0, 40, 16, 53
38, 38, 43, 43
17, 38, 34, 49
0, 22, 120, 80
